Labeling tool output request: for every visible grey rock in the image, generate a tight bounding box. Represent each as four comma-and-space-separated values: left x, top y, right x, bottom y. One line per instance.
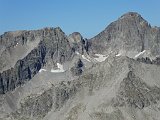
0, 27, 74, 94
70, 59, 84, 76
10, 80, 80, 120
114, 71, 160, 109
12, 89, 53, 120
0, 29, 43, 72
137, 57, 160, 65
68, 32, 89, 54
88, 12, 160, 57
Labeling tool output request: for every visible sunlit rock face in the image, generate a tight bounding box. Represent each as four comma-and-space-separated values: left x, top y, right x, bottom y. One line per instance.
89, 12, 160, 58
0, 27, 74, 94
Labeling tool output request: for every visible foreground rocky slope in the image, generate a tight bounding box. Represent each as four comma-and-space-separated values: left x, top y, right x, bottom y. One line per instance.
1, 12, 160, 120
1, 56, 160, 120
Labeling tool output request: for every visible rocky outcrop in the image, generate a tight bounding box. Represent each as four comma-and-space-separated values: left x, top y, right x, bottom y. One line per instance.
10, 80, 80, 120
12, 89, 53, 120
70, 59, 84, 76
68, 32, 89, 54
0, 29, 43, 72
0, 27, 74, 94
114, 71, 160, 109
137, 57, 160, 65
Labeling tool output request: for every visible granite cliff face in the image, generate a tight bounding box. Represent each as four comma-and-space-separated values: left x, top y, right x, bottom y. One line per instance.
1, 12, 160, 120
89, 12, 160, 58
0, 27, 74, 94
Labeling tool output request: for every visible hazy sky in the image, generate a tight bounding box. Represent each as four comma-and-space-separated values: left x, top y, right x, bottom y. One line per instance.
0, 0, 160, 38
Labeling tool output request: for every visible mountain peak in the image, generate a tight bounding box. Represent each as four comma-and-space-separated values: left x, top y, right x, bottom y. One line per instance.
42, 27, 64, 34
89, 12, 156, 56
54, 27, 63, 32
118, 12, 149, 25
68, 32, 83, 43
119, 12, 142, 19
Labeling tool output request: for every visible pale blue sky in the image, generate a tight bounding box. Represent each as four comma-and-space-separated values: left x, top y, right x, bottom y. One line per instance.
0, 0, 160, 38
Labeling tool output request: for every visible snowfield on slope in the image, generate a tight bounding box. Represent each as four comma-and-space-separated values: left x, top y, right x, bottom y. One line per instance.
39, 69, 47, 72
82, 55, 91, 62
51, 63, 65, 73
135, 50, 146, 58
94, 54, 108, 62
39, 63, 65, 73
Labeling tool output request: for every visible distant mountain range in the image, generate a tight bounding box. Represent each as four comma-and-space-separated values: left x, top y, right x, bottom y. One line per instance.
1, 12, 160, 120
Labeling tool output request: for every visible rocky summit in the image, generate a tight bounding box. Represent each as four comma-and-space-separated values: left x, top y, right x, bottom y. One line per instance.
1, 12, 160, 120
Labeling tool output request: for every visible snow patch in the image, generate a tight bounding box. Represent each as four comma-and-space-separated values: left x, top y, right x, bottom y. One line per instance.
135, 50, 146, 58
94, 54, 108, 62
16, 43, 19, 46
82, 55, 91, 62
51, 63, 65, 73
14, 43, 19, 48
39, 69, 47, 73
116, 53, 121, 56
75, 51, 80, 55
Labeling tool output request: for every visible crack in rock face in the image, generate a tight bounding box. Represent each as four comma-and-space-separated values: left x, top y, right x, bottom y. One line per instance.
113, 71, 160, 109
